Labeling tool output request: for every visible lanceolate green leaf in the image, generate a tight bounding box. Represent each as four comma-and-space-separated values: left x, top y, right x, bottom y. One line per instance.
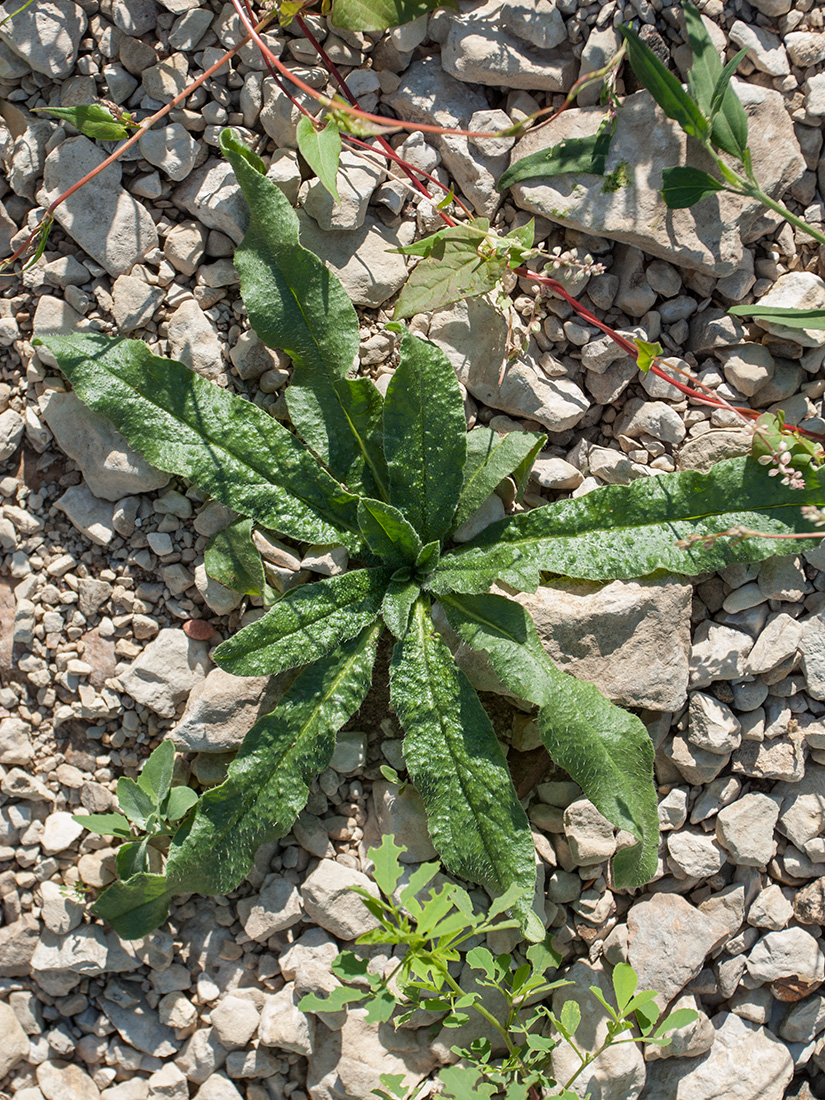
429, 457, 825, 594
683, 2, 748, 157
498, 128, 613, 191
220, 129, 387, 498
453, 426, 544, 531
38, 332, 362, 551
138, 740, 174, 806
167, 622, 382, 895
383, 334, 466, 543
205, 518, 271, 600
660, 166, 726, 209
393, 224, 506, 320
390, 599, 543, 941
618, 24, 709, 141
213, 567, 391, 676
358, 498, 423, 566
33, 103, 132, 141
382, 574, 420, 640
439, 593, 658, 887
296, 115, 341, 202
728, 305, 825, 330
331, 0, 453, 32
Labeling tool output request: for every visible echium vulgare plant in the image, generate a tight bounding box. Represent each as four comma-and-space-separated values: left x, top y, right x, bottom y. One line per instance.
37, 129, 825, 940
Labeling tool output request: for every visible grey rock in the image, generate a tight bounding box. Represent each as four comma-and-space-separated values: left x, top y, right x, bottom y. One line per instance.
41, 390, 168, 500
626, 893, 728, 1011
563, 798, 617, 867
645, 993, 714, 1061
303, 149, 385, 231
259, 984, 315, 1056
786, 32, 825, 68
170, 667, 283, 753
0, 0, 86, 77
746, 926, 825, 986
777, 766, 825, 850
120, 628, 211, 718
748, 884, 793, 930
164, 220, 208, 276
508, 85, 804, 276
194, 563, 241, 615
717, 343, 775, 397
0, 915, 39, 977
54, 484, 116, 547
279, 928, 341, 997
689, 621, 754, 688
111, 274, 164, 333
667, 829, 727, 879
0, 1000, 29, 1078
39, 880, 83, 935
745, 612, 802, 676
167, 299, 224, 380
6, 121, 52, 201
369, 781, 436, 862
176, 1028, 227, 1085
715, 793, 779, 868
687, 691, 741, 755
104, 985, 180, 1056
39, 136, 158, 276
0, 407, 23, 461
0, 715, 33, 765
677, 428, 753, 472
801, 614, 825, 700
729, 20, 789, 76
749, 272, 825, 349
515, 575, 691, 711
441, 0, 575, 91
187, 1075, 240, 1100
297, 210, 412, 308
732, 731, 806, 784
210, 995, 260, 1050
37, 1062, 100, 1100
31, 925, 110, 995
780, 995, 825, 1043
643, 1012, 792, 1100
236, 874, 303, 942
174, 158, 248, 244
139, 124, 198, 182
300, 859, 380, 940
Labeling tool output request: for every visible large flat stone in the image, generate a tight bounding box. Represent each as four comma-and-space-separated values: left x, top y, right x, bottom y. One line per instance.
170, 667, 287, 753
507, 83, 804, 276
39, 136, 158, 276
0, 0, 85, 78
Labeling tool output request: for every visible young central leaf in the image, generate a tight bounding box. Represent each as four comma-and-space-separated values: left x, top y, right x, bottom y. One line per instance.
383, 333, 467, 543
357, 498, 423, 567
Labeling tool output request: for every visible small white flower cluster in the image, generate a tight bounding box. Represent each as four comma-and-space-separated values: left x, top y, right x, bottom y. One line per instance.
756, 449, 807, 490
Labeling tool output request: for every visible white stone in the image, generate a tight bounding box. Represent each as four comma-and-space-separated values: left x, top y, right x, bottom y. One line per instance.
41, 810, 84, 854
236, 874, 303, 942
259, 984, 315, 1056
300, 859, 380, 940
120, 628, 211, 718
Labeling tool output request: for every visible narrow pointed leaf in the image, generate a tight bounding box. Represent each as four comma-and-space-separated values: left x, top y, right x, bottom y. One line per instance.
390, 599, 542, 940
220, 128, 387, 497
683, 1, 723, 113
116, 778, 156, 828
213, 567, 391, 676
618, 24, 709, 141
728, 305, 825, 330
165, 622, 381, 897
331, 0, 454, 33
661, 166, 725, 208
33, 103, 131, 141
653, 1007, 700, 1038
38, 332, 361, 550
296, 115, 341, 202
73, 812, 132, 838
138, 740, 174, 806
429, 457, 825, 595
499, 127, 613, 190
382, 574, 420, 639
205, 518, 270, 599
440, 592, 658, 886
683, 2, 748, 157
383, 334, 466, 542
358, 498, 423, 567
453, 426, 544, 531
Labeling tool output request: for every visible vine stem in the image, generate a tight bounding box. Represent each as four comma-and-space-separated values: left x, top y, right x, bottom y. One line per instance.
1, 16, 277, 271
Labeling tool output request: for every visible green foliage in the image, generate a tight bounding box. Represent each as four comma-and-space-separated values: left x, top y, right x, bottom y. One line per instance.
618, 22, 709, 141
498, 127, 614, 191
74, 741, 199, 878
728, 305, 825, 330
43, 128, 825, 940
301, 840, 698, 1099
33, 103, 135, 141
330, 0, 455, 33
296, 115, 342, 202
659, 166, 725, 208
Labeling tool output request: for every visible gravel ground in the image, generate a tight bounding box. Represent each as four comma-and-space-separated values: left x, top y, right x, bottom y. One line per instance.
2, 1, 825, 1099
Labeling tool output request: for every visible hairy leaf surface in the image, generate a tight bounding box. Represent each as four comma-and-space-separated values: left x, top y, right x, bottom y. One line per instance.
358, 498, 422, 566
205, 518, 273, 600
498, 128, 613, 190
439, 593, 658, 887
33, 103, 131, 141
213, 567, 391, 676
390, 600, 543, 941
453, 426, 544, 531
221, 129, 387, 497
383, 334, 466, 543
91, 873, 173, 939
382, 575, 420, 639
165, 622, 381, 896
39, 332, 361, 549
429, 457, 825, 593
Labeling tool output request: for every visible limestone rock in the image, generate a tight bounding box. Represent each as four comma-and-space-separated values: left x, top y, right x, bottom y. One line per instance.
0, 0, 86, 78
715, 793, 779, 868
120, 628, 211, 718
167, 299, 224, 381
300, 859, 380, 940
0, 999, 29, 1078
170, 667, 283, 753
259, 984, 315, 1056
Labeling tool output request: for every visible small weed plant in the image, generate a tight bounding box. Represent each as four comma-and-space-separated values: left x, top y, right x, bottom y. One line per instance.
37, 121, 825, 938
300, 838, 696, 1100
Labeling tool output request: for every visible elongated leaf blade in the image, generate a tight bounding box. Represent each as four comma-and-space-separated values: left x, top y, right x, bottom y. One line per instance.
428, 457, 825, 595
116, 778, 156, 828
618, 24, 709, 140
728, 305, 825, 330
499, 128, 613, 190
393, 227, 506, 320
683, 1, 721, 114
382, 574, 420, 639
213, 567, 391, 676
297, 115, 341, 202
331, 0, 454, 32
358, 498, 423, 566
453, 427, 544, 531
38, 332, 362, 550
166, 622, 382, 896
73, 812, 132, 838
661, 166, 725, 208
439, 592, 658, 887
683, 2, 748, 157
205, 517, 270, 599
390, 599, 542, 940
220, 129, 387, 497
138, 740, 174, 805
91, 873, 174, 939
383, 333, 467, 543
33, 103, 131, 141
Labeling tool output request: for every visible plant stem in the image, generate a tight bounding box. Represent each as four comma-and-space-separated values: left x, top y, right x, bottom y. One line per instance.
747, 185, 825, 248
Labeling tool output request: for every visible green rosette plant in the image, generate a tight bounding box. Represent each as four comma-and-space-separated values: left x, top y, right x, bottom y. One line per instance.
37, 129, 825, 940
